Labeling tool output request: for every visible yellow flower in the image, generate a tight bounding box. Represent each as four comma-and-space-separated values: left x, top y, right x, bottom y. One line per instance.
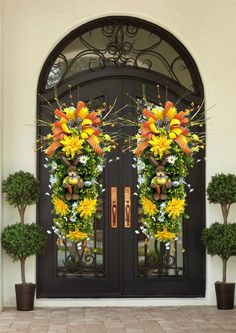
60, 135, 84, 159
148, 135, 172, 158
165, 198, 185, 219
155, 227, 176, 241
141, 197, 158, 216
104, 134, 111, 141
53, 197, 69, 216
66, 230, 88, 241
64, 107, 76, 121
77, 198, 97, 219
191, 134, 200, 141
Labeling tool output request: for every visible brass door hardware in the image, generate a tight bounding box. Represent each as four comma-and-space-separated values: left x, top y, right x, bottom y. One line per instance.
124, 187, 131, 228
111, 187, 118, 228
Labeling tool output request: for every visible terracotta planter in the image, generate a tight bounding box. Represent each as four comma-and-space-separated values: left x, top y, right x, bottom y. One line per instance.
215, 282, 235, 310
15, 283, 35, 311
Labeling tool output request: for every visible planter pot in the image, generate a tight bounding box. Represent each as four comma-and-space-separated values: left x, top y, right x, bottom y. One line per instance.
215, 282, 235, 310
15, 283, 35, 311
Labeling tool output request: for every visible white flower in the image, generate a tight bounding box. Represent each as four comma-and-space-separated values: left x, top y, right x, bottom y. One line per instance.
138, 176, 145, 184
47, 230, 52, 234
69, 216, 77, 222
84, 181, 91, 187
45, 192, 50, 196
172, 181, 180, 187
79, 155, 89, 164
158, 216, 165, 222
137, 160, 145, 171
72, 202, 78, 209
97, 164, 103, 173
49, 174, 58, 185
51, 161, 57, 170
167, 155, 177, 164
44, 164, 48, 169
135, 230, 140, 234
160, 202, 166, 210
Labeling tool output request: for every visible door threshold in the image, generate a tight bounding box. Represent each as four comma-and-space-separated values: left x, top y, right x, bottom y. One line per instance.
35, 298, 207, 307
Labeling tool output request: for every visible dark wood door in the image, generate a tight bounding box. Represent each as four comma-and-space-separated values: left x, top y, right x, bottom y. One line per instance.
37, 73, 205, 297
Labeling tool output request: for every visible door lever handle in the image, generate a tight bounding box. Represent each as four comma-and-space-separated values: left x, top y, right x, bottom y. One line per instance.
124, 187, 131, 228
111, 187, 118, 228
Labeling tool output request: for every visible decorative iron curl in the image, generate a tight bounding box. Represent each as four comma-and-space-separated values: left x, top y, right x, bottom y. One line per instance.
45, 20, 195, 92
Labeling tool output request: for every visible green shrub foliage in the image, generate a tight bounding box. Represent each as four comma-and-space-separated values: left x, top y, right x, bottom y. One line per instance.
1, 223, 47, 261
2, 171, 40, 207
202, 222, 236, 259
207, 173, 236, 205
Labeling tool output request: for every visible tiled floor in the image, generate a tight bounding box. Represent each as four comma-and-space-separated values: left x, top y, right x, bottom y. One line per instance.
0, 306, 235, 333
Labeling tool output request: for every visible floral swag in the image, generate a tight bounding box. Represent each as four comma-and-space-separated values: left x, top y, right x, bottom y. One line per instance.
43, 100, 115, 242
133, 98, 204, 245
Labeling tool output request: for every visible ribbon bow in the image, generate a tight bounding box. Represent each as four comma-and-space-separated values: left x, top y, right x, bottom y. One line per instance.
135, 101, 191, 156
46, 101, 103, 156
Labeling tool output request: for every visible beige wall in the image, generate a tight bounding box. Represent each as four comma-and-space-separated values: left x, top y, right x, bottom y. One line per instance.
1, 0, 236, 306
0, 0, 3, 311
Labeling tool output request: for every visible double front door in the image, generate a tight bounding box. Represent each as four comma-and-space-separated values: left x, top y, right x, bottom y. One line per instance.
37, 72, 205, 297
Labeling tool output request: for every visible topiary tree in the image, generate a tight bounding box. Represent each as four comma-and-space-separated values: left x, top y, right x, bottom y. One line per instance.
203, 173, 236, 283
1, 223, 47, 283
202, 223, 236, 282
2, 171, 40, 224
207, 173, 236, 224
2, 171, 46, 285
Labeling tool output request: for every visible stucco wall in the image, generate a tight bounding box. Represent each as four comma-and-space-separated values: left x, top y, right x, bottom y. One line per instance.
0, 0, 3, 311
1, 0, 236, 307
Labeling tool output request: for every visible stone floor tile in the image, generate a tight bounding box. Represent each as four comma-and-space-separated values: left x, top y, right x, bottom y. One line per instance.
106, 328, 127, 333
0, 306, 234, 333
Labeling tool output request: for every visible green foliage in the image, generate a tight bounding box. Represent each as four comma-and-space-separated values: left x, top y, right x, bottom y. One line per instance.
207, 173, 236, 205
2, 171, 40, 207
202, 222, 236, 259
1, 223, 47, 261
49, 145, 105, 237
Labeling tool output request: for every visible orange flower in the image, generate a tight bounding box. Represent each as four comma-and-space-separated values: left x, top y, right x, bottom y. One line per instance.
46, 101, 104, 156
135, 101, 191, 156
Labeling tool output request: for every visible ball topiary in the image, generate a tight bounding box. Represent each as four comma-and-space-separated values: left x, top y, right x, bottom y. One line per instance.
2, 171, 40, 224
207, 173, 236, 224
202, 222, 236, 282
1, 223, 47, 284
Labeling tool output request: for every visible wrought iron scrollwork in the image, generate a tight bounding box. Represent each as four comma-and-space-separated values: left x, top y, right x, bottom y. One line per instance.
45, 18, 196, 93
137, 238, 185, 278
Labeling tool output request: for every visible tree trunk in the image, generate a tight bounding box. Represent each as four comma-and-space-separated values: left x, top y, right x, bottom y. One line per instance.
222, 257, 228, 283
17, 205, 26, 224
20, 257, 26, 284
221, 203, 230, 225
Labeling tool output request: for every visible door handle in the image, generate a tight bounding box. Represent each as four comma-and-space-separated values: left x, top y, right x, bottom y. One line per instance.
124, 187, 131, 228
111, 187, 118, 228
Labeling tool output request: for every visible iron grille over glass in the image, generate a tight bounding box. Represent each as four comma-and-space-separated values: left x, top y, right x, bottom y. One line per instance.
40, 17, 201, 95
